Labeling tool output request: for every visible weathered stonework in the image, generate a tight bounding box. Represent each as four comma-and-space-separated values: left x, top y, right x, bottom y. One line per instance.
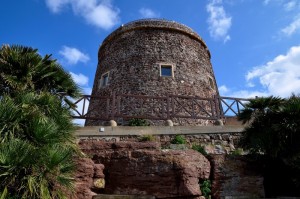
86, 19, 220, 126
74, 141, 265, 199
79, 141, 210, 198
210, 155, 265, 199
78, 132, 242, 155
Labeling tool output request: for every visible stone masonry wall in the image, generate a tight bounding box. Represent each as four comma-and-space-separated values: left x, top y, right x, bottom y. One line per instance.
78, 132, 242, 155
86, 19, 220, 126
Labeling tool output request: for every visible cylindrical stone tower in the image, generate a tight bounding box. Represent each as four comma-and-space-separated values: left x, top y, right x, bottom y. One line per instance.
85, 19, 220, 126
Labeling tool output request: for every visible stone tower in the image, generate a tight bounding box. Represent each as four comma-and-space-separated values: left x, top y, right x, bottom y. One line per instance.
85, 19, 220, 126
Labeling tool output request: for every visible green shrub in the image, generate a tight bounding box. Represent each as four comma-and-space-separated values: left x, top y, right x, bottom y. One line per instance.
171, 135, 186, 144
192, 144, 208, 156
200, 180, 211, 199
230, 148, 243, 156
139, 134, 155, 142
128, 118, 150, 126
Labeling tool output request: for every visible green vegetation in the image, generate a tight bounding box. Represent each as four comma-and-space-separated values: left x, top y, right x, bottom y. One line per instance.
170, 135, 186, 144
192, 144, 208, 156
0, 45, 80, 198
139, 134, 155, 142
230, 148, 243, 156
239, 95, 300, 159
200, 180, 211, 199
0, 45, 80, 97
238, 95, 300, 196
128, 118, 150, 126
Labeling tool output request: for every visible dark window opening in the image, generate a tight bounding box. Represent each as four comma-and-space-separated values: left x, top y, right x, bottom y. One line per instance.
161, 65, 172, 77
100, 73, 109, 87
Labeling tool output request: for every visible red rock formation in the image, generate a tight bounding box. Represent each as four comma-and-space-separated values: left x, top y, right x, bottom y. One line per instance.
78, 141, 211, 199
70, 157, 105, 199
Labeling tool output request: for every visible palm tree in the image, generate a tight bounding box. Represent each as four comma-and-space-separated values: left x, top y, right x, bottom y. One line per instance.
238, 95, 300, 196
0, 92, 77, 199
0, 44, 80, 98
0, 44, 81, 198
238, 95, 300, 158
0, 138, 75, 199
238, 96, 285, 156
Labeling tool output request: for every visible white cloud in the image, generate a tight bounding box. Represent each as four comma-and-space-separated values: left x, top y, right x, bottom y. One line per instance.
281, 15, 300, 36
246, 45, 300, 97
263, 0, 271, 5
139, 8, 160, 18
284, 0, 297, 11
218, 85, 229, 95
206, 0, 232, 43
227, 90, 269, 99
246, 82, 255, 88
218, 85, 268, 98
45, 0, 69, 13
59, 46, 89, 65
45, 0, 120, 29
70, 72, 89, 86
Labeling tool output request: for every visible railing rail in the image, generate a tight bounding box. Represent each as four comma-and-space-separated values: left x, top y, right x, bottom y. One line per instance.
68, 93, 250, 121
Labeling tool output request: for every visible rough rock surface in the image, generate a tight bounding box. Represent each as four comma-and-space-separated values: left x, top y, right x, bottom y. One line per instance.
79, 141, 211, 198
210, 154, 265, 199
70, 157, 105, 199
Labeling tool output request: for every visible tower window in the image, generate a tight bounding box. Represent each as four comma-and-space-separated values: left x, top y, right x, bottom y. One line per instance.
99, 72, 109, 88
160, 64, 173, 77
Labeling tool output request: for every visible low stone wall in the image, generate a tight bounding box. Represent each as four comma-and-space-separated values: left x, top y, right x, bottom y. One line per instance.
78, 132, 242, 155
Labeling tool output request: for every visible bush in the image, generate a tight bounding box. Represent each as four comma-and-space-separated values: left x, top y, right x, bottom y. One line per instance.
139, 134, 155, 142
171, 135, 186, 144
238, 95, 300, 196
200, 179, 211, 199
192, 144, 208, 156
230, 148, 243, 156
0, 92, 77, 199
128, 118, 150, 126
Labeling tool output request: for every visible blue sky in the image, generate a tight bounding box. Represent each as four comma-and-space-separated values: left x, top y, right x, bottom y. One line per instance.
1, 0, 300, 99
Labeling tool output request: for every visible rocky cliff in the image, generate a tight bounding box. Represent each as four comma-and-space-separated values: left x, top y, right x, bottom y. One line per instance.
73, 141, 210, 199
72, 141, 264, 199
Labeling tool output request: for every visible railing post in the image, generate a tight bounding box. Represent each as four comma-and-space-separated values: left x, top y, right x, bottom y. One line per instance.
214, 95, 221, 119
82, 96, 86, 117
236, 100, 240, 115
192, 96, 195, 118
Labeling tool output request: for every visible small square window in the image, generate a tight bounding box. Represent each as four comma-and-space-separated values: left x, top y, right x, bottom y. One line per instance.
160, 65, 173, 77
99, 72, 109, 88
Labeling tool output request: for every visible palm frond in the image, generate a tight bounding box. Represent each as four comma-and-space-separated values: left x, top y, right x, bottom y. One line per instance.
0, 187, 8, 199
